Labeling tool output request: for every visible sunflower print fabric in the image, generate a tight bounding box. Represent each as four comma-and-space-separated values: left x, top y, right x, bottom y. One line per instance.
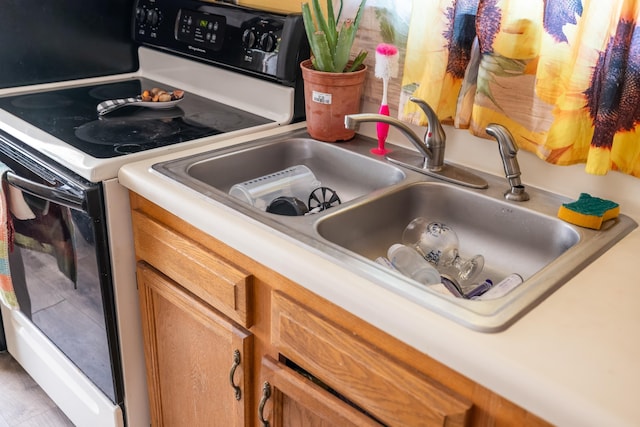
400, 0, 640, 177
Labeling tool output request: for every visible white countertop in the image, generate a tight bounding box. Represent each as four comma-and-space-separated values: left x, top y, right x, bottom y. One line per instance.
118, 122, 640, 427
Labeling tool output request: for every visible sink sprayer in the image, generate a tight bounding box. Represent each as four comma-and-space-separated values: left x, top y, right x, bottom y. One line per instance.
486, 123, 530, 202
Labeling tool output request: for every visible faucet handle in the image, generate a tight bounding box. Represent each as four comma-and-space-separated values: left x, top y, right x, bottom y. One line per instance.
410, 97, 444, 129
409, 97, 446, 169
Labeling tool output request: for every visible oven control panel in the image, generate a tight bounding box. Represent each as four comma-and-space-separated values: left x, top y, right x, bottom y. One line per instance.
133, 0, 309, 85
175, 9, 226, 51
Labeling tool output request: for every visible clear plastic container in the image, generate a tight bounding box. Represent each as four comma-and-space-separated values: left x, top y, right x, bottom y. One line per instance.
229, 165, 321, 211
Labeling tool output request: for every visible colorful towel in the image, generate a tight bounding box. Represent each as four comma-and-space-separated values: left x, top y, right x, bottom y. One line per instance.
0, 163, 76, 307
0, 163, 18, 309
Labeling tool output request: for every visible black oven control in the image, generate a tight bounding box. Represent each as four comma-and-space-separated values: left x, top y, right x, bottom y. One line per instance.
146, 9, 162, 27
132, 0, 309, 85
175, 9, 226, 51
240, 18, 281, 53
135, 3, 163, 36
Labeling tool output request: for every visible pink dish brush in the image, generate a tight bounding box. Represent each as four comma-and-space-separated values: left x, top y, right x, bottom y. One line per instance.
372, 43, 399, 155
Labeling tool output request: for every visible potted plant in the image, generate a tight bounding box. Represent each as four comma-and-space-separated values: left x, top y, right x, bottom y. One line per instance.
301, 0, 368, 142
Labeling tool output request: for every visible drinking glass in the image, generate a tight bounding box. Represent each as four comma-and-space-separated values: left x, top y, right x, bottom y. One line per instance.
402, 217, 484, 283
386, 244, 441, 286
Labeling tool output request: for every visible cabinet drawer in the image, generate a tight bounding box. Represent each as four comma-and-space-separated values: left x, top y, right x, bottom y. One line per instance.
259, 355, 384, 427
271, 291, 472, 427
132, 209, 253, 327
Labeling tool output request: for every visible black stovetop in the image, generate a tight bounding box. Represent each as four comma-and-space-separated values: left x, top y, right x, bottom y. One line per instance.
0, 77, 272, 158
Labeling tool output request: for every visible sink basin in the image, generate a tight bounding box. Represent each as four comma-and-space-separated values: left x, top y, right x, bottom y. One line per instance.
154, 128, 637, 332
156, 132, 406, 207
316, 182, 580, 283
314, 180, 636, 330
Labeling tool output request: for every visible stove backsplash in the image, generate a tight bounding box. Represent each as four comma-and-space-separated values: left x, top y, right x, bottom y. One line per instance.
0, 0, 139, 89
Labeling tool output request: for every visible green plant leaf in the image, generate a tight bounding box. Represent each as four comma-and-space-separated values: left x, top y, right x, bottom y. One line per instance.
353, 0, 367, 32
325, 0, 337, 55
334, 20, 355, 72
347, 50, 368, 72
311, 0, 336, 55
301, 0, 368, 73
335, 0, 343, 23
312, 31, 335, 72
302, 3, 320, 58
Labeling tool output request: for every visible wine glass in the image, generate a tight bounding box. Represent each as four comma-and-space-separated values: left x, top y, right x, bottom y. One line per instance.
402, 217, 484, 283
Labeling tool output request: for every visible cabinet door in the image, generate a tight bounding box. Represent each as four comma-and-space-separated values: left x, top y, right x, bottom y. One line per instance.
258, 356, 384, 427
137, 262, 252, 427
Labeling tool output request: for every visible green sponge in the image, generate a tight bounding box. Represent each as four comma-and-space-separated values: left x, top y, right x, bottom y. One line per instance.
557, 193, 619, 230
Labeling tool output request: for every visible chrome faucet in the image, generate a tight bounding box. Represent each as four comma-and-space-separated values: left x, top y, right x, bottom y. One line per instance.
345, 97, 446, 171
485, 123, 530, 201
344, 97, 488, 189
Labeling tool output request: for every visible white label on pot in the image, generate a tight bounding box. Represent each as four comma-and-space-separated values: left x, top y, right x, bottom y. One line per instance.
312, 91, 332, 104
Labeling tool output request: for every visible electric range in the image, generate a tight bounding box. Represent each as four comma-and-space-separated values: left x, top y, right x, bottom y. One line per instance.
0, 77, 271, 158
0, 0, 308, 182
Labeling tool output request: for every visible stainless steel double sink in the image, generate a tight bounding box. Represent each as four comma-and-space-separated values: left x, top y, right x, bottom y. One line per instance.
153, 128, 637, 331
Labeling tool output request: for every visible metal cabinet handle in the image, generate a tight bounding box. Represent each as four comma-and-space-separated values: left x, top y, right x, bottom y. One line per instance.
258, 381, 271, 427
229, 349, 242, 400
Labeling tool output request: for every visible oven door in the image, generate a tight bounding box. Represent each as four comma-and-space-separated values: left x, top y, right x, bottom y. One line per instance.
0, 130, 124, 412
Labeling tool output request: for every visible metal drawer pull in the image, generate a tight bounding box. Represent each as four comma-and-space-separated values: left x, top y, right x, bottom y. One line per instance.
258, 381, 271, 427
229, 349, 241, 400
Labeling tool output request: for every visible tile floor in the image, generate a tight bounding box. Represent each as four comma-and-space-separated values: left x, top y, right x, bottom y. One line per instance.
0, 352, 74, 427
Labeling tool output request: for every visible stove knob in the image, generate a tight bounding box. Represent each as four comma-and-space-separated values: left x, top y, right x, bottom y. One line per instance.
136, 7, 146, 25
242, 29, 257, 48
146, 9, 161, 27
259, 33, 277, 52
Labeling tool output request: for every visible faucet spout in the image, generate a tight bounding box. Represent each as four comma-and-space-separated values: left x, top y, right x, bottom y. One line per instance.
486, 123, 530, 201
344, 97, 489, 189
345, 114, 433, 161
345, 97, 446, 171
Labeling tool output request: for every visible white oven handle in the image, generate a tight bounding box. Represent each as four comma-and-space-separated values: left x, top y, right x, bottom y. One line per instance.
5, 171, 86, 212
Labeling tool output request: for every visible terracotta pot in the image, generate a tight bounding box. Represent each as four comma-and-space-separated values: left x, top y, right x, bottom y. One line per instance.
300, 59, 367, 142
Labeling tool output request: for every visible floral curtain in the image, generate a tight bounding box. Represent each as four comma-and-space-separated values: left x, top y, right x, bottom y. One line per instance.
399, 0, 640, 178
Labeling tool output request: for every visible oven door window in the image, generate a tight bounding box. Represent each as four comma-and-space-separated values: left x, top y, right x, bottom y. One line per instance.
8, 190, 119, 403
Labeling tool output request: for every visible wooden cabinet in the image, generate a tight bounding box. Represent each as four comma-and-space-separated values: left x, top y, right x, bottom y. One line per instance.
130, 193, 552, 427
132, 203, 254, 427
136, 263, 252, 426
